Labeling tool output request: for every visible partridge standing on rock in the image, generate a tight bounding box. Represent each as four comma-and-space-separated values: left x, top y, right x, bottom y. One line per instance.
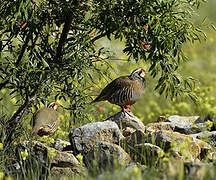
31, 102, 61, 136
92, 68, 147, 113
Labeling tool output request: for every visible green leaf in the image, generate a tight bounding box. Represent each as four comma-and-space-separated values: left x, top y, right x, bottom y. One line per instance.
41, 59, 50, 68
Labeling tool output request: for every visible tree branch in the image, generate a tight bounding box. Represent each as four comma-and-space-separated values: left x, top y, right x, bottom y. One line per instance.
55, 11, 73, 63
0, 79, 9, 91
3, 95, 36, 147
90, 32, 108, 43
15, 33, 31, 65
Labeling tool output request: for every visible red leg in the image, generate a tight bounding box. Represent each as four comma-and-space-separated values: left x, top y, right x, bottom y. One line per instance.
125, 105, 131, 109
121, 105, 133, 116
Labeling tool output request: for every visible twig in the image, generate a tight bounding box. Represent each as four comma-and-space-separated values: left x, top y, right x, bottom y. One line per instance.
0, 79, 9, 91
15, 33, 31, 65
90, 32, 108, 43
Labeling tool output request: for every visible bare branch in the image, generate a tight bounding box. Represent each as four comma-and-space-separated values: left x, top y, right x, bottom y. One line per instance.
55, 11, 73, 63
15, 33, 31, 65
0, 79, 9, 91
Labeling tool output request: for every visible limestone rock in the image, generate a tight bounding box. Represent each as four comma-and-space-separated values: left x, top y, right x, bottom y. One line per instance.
148, 130, 212, 161
84, 141, 131, 172
189, 131, 216, 147
166, 159, 214, 180
51, 167, 75, 179
122, 129, 163, 164
167, 115, 201, 124
122, 127, 136, 137
123, 130, 147, 149
146, 122, 175, 132
52, 151, 80, 168
107, 111, 145, 132
20, 141, 80, 167
166, 115, 206, 134
17, 141, 83, 177
123, 128, 213, 162
50, 167, 86, 179
69, 120, 124, 154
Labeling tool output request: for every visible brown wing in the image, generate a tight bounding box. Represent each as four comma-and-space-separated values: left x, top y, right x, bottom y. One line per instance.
92, 76, 136, 105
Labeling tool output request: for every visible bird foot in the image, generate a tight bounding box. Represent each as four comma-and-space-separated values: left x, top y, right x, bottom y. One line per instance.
122, 108, 134, 117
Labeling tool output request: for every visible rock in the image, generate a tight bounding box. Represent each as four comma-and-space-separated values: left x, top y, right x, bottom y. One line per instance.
135, 143, 162, 151
123, 130, 147, 149
184, 162, 214, 180
18, 141, 82, 172
50, 167, 86, 179
122, 127, 136, 137
167, 115, 201, 124
148, 130, 212, 161
166, 115, 206, 134
83, 141, 131, 172
146, 122, 175, 132
51, 151, 80, 168
107, 111, 145, 132
52, 139, 72, 151
122, 130, 162, 165
123, 127, 213, 162
189, 131, 216, 146
133, 143, 163, 165
69, 120, 124, 154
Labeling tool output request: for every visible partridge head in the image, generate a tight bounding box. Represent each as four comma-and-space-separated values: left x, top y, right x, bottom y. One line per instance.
31, 102, 61, 136
92, 68, 147, 114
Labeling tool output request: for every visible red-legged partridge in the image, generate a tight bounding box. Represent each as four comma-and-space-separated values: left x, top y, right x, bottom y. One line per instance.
31, 102, 61, 136
92, 68, 147, 113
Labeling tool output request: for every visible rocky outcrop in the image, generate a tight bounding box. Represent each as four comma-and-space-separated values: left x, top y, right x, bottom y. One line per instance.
15, 113, 216, 179
121, 114, 215, 163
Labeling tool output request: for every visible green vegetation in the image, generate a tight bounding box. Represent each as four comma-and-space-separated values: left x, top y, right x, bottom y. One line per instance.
0, 0, 216, 179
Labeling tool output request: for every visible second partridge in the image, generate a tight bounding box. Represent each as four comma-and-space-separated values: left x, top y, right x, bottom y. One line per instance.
31, 102, 61, 136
